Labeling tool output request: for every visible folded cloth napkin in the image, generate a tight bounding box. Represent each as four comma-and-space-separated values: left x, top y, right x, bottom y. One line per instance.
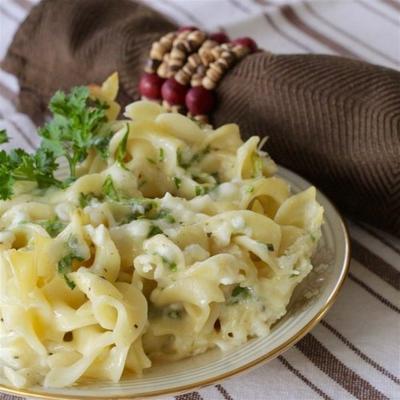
2, 0, 399, 236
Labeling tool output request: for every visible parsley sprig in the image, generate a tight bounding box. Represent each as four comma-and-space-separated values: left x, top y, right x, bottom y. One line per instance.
0, 129, 8, 144
0, 87, 112, 200
0, 143, 61, 199
39, 86, 111, 179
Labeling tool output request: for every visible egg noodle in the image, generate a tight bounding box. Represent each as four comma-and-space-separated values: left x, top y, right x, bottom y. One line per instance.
0, 74, 323, 388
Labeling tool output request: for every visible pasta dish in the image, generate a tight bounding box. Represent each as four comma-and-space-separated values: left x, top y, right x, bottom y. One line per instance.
0, 74, 323, 388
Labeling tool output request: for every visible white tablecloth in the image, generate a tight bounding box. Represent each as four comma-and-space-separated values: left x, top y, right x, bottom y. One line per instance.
0, 1, 399, 399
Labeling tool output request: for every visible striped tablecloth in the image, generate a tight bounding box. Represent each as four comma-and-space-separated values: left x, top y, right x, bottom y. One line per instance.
0, 1, 399, 399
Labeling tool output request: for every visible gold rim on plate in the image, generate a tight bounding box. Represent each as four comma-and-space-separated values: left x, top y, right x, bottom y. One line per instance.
0, 168, 351, 400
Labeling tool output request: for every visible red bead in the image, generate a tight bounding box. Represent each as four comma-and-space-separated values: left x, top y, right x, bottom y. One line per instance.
139, 73, 164, 100
178, 26, 198, 32
185, 86, 215, 115
232, 37, 258, 53
161, 78, 188, 106
209, 32, 230, 44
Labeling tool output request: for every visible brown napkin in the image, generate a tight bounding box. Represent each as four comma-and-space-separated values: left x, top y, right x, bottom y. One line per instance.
2, 0, 399, 237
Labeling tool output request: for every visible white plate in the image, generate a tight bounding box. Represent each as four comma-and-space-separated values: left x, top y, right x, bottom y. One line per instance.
0, 166, 351, 400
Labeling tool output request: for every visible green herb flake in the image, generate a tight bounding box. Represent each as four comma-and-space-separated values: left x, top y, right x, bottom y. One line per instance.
57, 236, 86, 289
40, 217, 66, 238
310, 233, 316, 242
102, 175, 119, 201
177, 149, 190, 169
191, 145, 210, 164
195, 186, 203, 196
146, 157, 156, 165
161, 256, 178, 272
159, 148, 165, 162
196, 185, 212, 196
177, 146, 210, 169
232, 286, 250, 298
118, 212, 137, 226
169, 262, 177, 272
0, 130, 9, 144
173, 177, 182, 189
156, 208, 176, 223
245, 185, 254, 194
167, 310, 181, 319
165, 214, 176, 224
91, 136, 110, 160
58, 253, 83, 289
58, 254, 76, 289
148, 224, 162, 238
129, 198, 157, 214
79, 192, 96, 208
115, 124, 129, 168
229, 286, 251, 304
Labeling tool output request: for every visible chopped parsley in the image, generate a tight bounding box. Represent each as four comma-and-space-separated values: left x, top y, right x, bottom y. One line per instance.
155, 208, 176, 223
130, 198, 157, 213
194, 185, 213, 196
115, 124, 129, 168
79, 192, 100, 208
58, 254, 80, 289
160, 256, 177, 272
146, 157, 156, 165
159, 148, 165, 162
169, 262, 177, 272
231, 286, 250, 297
245, 185, 254, 194
177, 145, 210, 169
102, 175, 119, 201
229, 285, 251, 304
80, 177, 124, 205
147, 224, 162, 238
173, 176, 182, 189
119, 198, 157, 223
39, 217, 65, 238
167, 310, 182, 319
164, 214, 176, 224
177, 148, 190, 169
190, 145, 210, 164
195, 186, 204, 196
57, 235, 86, 289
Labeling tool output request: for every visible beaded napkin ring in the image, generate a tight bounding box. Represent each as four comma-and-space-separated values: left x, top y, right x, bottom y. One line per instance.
138, 27, 257, 123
